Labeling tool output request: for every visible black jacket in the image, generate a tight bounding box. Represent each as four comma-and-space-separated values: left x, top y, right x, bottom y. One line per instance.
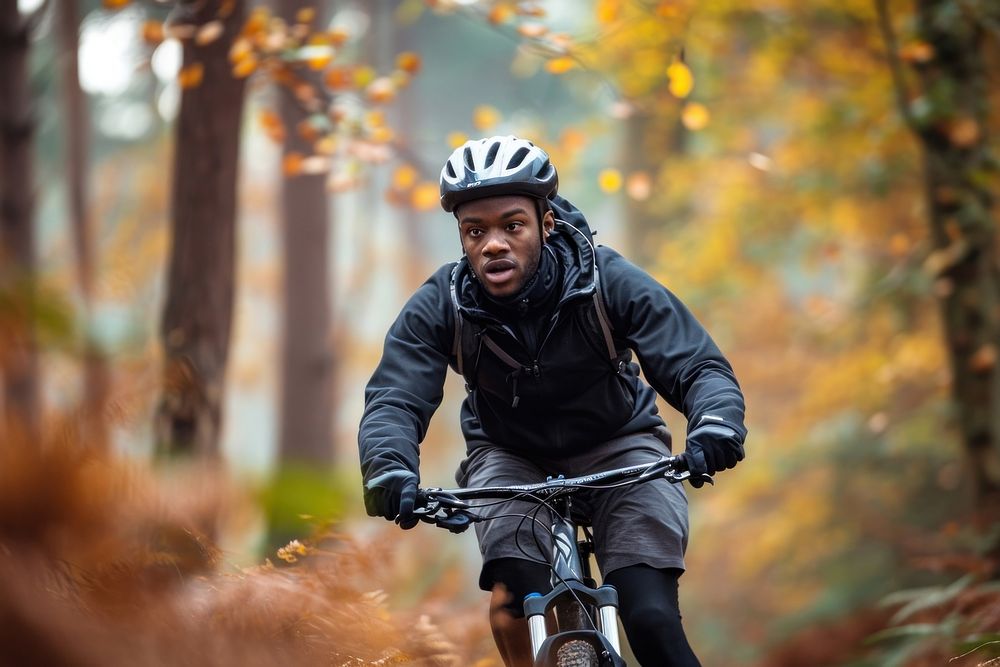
359, 210, 747, 486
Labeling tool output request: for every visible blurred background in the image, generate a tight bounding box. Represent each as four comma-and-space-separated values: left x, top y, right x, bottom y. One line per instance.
1, 0, 998, 665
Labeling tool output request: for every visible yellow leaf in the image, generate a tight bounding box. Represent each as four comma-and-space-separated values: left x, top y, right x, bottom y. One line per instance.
447, 132, 468, 149
178, 63, 205, 89
296, 7, 315, 24
666, 61, 693, 98
473, 105, 502, 131
595, 0, 620, 24
545, 57, 576, 74
411, 182, 440, 211
195, 20, 225, 46
354, 66, 377, 89
315, 136, 337, 155
681, 102, 710, 130
369, 126, 395, 143
598, 168, 623, 193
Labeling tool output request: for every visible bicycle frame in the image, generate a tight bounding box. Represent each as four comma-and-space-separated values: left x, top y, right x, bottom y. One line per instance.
414, 455, 695, 667
522, 493, 624, 665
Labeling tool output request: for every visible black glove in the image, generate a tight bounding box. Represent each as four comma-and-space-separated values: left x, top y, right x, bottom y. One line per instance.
364, 469, 419, 529
683, 421, 744, 489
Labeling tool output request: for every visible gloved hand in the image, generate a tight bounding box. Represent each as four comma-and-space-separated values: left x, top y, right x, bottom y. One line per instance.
364, 469, 419, 529
683, 421, 744, 489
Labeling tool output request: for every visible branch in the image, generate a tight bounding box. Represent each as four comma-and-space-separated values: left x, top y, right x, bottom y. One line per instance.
873, 0, 920, 133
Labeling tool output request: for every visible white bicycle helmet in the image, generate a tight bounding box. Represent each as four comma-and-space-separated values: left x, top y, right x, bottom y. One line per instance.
439, 135, 558, 213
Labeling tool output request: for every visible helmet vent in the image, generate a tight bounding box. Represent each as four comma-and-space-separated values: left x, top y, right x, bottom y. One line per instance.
446, 162, 456, 179
484, 141, 500, 168
507, 147, 530, 170
463, 147, 476, 172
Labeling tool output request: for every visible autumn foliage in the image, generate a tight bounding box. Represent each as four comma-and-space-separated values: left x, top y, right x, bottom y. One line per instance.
0, 430, 495, 666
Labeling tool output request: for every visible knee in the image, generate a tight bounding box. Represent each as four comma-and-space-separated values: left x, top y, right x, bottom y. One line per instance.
619, 596, 684, 636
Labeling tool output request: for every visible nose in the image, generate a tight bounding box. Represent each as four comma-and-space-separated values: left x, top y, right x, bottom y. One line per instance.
481, 230, 510, 256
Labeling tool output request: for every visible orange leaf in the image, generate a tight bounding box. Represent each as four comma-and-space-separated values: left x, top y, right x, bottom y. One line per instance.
232, 54, 258, 78
259, 110, 286, 143
516, 3, 546, 17
283, 152, 305, 176
945, 117, 981, 148
626, 172, 652, 201
392, 165, 419, 191
324, 67, 354, 91
141, 21, 165, 44
396, 51, 421, 75
411, 182, 440, 211
103, 0, 131, 10
900, 40, 934, 64
447, 132, 468, 149
307, 53, 333, 71
229, 37, 252, 63
195, 20, 225, 46
178, 63, 205, 89
366, 77, 396, 104
488, 4, 515, 24
328, 27, 350, 46
517, 23, 548, 38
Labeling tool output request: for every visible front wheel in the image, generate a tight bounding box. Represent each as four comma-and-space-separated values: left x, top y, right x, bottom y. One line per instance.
555, 639, 599, 667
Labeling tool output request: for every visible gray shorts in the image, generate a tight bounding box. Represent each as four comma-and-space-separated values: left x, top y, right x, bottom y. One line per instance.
455, 427, 689, 591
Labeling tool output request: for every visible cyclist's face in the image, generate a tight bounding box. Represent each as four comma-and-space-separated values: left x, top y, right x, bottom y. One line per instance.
457, 195, 554, 299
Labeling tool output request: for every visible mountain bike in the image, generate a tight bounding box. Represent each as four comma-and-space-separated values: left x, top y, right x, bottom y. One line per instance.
413, 454, 701, 667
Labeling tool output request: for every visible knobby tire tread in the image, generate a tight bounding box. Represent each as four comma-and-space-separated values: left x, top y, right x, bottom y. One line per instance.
555, 639, 600, 667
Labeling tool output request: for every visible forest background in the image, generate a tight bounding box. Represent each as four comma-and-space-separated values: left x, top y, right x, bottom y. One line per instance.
1, 0, 999, 665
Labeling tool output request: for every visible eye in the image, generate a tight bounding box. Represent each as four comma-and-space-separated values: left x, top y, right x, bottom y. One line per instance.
466, 228, 484, 238
506, 221, 524, 232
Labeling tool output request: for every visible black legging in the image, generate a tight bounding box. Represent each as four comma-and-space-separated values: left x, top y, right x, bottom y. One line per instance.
482, 559, 701, 667
605, 565, 701, 667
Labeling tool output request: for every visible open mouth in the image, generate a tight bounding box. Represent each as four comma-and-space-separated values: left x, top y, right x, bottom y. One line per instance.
482, 259, 516, 285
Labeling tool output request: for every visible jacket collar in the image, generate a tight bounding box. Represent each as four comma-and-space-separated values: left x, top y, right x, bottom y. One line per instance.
451, 218, 597, 326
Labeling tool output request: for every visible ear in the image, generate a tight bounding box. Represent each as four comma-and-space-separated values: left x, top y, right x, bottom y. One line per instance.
542, 210, 555, 240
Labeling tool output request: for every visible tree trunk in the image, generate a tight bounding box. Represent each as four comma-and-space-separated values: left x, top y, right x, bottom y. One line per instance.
57, 0, 108, 450
275, 0, 335, 467
911, 0, 999, 517
156, 0, 246, 457
0, 1, 39, 439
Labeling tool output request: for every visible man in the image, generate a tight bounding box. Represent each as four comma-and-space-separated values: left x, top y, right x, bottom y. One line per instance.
359, 135, 747, 666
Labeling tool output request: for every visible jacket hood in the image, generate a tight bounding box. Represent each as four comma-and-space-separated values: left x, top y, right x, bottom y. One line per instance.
451, 196, 598, 325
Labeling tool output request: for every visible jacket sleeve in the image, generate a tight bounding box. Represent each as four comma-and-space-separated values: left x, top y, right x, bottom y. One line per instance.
598, 247, 747, 440
358, 265, 455, 485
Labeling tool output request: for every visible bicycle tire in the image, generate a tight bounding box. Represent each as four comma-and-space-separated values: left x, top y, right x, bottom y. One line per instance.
555, 639, 600, 667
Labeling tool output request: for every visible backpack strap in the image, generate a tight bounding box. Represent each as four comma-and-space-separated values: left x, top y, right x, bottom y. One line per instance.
591, 268, 618, 362
449, 262, 466, 378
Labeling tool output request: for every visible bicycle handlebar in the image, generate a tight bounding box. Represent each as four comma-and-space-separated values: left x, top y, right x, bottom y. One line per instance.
413, 454, 706, 533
